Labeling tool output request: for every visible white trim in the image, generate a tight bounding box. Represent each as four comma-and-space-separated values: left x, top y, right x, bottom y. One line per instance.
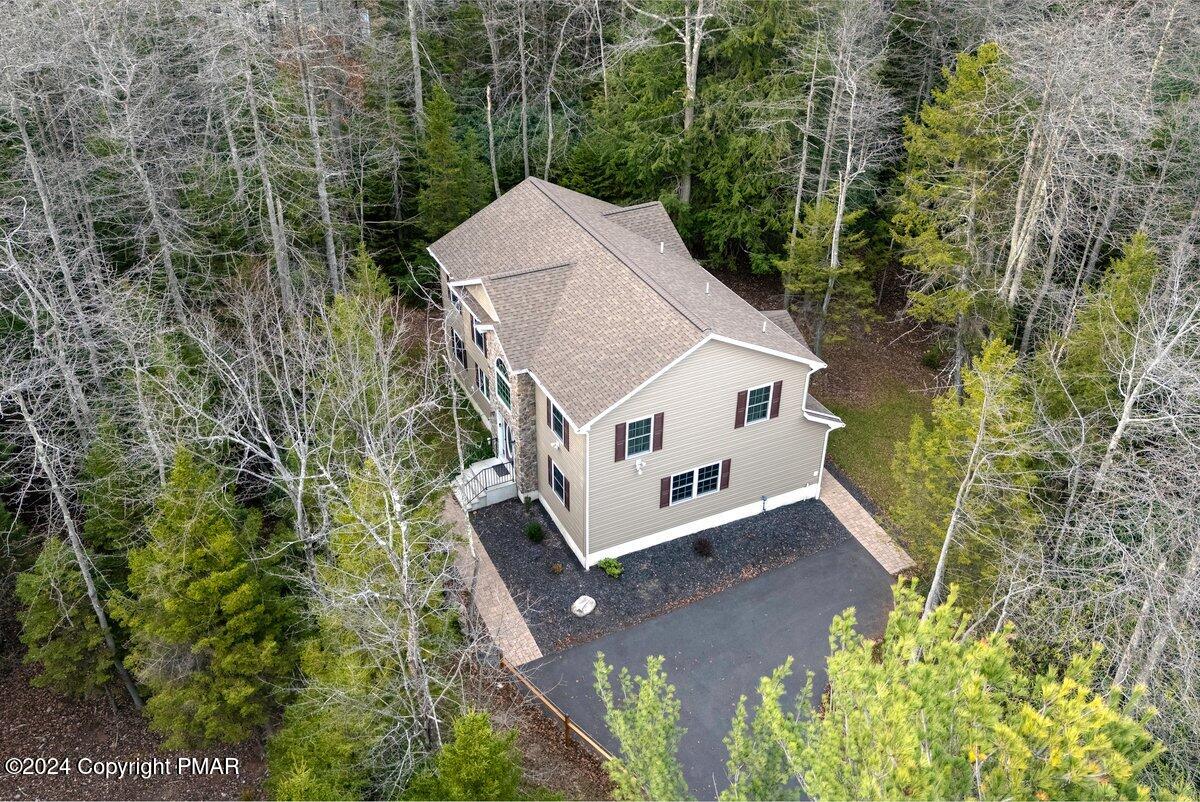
474, 364, 490, 399
804, 408, 845, 429
709, 334, 825, 371
623, 414, 654, 459
579, 336, 711, 433
549, 400, 567, 445
550, 460, 566, 503
584, 432, 591, 563
495, 357, 512, 410
815, 422, 835, 500
451, 329, 467, 368
586, 482, 821, 566
580, 333, 825, 433
447, 278, 483, 288
538, 495, 587, 566
513, 369, 583, 432
668, 460, 723, 506
742, 383, 774, 427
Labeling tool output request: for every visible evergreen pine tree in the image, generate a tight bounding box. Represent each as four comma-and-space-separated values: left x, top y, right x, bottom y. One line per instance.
594, 653, 692, 801
891, 339, 1039, 609
892, 43, 1017, 392
405, 712, 524, 801
16, 537, 114, 697
112, 450, 294, 747
417, 84, 491, 241
1038, 231, 1159, 419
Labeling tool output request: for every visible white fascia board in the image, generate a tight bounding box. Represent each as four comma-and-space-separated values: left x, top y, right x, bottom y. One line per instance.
578, 335, 713, 433
708, 334, 826, 371
578, 332, 826, 434
448, 278, 483, 288
804, 409, 845, 429
510, 368, 584, 433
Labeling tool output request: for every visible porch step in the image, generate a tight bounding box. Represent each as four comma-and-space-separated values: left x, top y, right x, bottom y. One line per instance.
453, 458, 517, 512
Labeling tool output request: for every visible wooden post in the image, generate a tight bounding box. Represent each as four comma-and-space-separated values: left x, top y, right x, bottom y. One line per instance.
564, 714, 572, 744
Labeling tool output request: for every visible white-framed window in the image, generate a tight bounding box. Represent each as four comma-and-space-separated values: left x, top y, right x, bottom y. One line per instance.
745, 384, 773, 425
669, 462, 723, 505
471, 314, 486, 350
475, 364, 490, 398
551, 461, 566, 502
452, 330, 466, 368
626, 416, 653, 457
495, 358, 511, 408
550, 402, 565, 442
449, 289, 462, 312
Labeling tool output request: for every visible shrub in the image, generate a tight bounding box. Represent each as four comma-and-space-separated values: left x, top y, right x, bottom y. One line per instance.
598, 558, 623, 579
404, 711, 522, 801
524, 521, 545, 543
550, 562, 564, 575
693, 538, 714, 558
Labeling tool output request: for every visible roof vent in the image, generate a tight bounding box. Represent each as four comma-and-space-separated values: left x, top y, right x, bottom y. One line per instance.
704, 281, 710, 294
762, 320, 768, 333
659, 241, 664, 254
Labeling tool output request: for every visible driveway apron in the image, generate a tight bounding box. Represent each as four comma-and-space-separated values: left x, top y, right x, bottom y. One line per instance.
525, 536, 895, 796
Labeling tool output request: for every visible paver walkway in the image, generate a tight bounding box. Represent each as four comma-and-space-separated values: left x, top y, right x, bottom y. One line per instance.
444, 498, 543, 666
821, 473, 915, 575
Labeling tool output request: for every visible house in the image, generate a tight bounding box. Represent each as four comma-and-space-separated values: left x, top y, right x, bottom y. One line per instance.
431, 177, 844, 568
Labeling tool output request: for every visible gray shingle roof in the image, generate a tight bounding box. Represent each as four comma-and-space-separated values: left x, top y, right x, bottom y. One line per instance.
430, 178, 824, 425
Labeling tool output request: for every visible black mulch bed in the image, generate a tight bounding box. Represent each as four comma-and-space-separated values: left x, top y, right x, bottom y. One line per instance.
471, 497, 852, 654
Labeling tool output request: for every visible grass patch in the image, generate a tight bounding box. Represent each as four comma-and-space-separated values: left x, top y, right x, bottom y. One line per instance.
825, 377, 931, 523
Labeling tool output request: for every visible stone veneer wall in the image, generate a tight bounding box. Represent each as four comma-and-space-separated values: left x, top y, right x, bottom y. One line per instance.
484, 331, 538, 497
510, 373, 539, 497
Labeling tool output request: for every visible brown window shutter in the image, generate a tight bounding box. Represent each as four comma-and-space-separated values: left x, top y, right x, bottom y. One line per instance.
652, 412, 664, 451
735, 390, 748, 428
564, 477, 571, 510
770, 380, 783, 419
615, 423, 626, 461
659, 476, 671, 508
547, 455, 552, 485
546, 400, 552, 427
563, 425, 570, 451
720, 458, 731, 490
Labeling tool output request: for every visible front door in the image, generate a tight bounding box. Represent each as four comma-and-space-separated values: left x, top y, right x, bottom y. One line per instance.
496, 415, 513, 462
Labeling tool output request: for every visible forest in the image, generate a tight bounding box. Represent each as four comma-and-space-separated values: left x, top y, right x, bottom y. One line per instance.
0, 0, 1197, 799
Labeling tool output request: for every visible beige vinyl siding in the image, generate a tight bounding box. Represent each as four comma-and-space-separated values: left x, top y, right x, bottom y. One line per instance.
442, 271, 493, 419
535, 385, 587, 554
588, 339, 828, 553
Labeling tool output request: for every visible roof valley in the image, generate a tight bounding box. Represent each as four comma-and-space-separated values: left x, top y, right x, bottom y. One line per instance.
527, 178, 709, 334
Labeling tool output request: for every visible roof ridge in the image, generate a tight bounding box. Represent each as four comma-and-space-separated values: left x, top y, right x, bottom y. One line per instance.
527, 178, 708, 333
602, 201, 663, 216
485, 261, 573, 282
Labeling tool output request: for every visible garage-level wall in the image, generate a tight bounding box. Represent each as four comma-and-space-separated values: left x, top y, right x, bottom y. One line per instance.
587, 339, 830, 557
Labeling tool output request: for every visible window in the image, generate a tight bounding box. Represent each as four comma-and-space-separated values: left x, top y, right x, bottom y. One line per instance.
626, 417, 652, 457
449, 289, 462, 312
745, 384, 772, 424
551, 462, 566, 503
471, 314, 486, 350
696, 462, 721, 496
550, 402, 565, 442
495, 359, 511, 408
669, 462, 722, 505
475, 365, 490, 398
452, 330, 466, 368
670, 471, 694, 504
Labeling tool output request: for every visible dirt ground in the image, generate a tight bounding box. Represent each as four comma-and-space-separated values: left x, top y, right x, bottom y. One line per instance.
0, 663, 267, 801
719, 269, 939, 408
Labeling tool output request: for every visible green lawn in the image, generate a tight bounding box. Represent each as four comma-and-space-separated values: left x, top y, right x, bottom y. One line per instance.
825, 378, 931, 528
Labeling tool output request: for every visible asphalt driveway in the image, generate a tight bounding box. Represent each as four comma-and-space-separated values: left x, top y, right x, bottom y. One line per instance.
524, 536, 895, 797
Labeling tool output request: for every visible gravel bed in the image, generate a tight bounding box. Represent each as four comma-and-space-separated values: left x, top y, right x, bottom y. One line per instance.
471, 497, 851, 654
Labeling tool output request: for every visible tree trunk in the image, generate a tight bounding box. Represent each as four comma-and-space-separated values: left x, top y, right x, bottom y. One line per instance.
299, 61, 340, 293
1019, 201, 1065, 355
517, 2, 530, 178
17, 397, 143, 710
408, 0, 424, 134
486, 85, 501, 199
245, 70, 294, 313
